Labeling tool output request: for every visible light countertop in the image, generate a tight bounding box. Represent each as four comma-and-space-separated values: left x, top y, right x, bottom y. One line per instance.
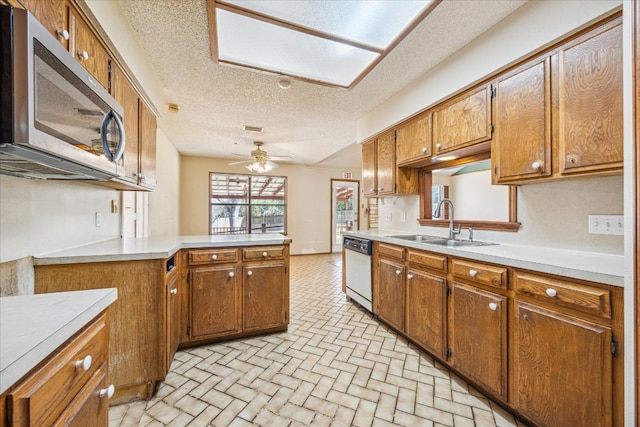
0, 288, 117, 394
345, 230, 624, 287
34, 234, 290, 265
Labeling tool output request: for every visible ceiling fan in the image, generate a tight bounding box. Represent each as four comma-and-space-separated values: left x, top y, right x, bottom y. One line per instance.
229, 141, 292, 173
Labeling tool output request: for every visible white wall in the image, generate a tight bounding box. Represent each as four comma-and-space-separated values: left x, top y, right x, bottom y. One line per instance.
179, 156, 361, 255
148, 129, 181, 237
0, 177, 121, 263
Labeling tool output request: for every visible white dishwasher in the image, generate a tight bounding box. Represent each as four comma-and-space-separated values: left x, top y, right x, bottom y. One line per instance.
344, 236, 373, 312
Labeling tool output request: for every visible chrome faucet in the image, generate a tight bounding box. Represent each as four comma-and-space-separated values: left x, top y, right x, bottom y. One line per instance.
434, 199, 461, 240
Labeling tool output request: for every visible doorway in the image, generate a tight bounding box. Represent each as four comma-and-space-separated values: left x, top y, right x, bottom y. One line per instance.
331, 179, 360, 253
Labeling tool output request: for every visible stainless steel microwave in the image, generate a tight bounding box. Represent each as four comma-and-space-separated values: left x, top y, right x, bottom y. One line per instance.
0, 5, 126, 180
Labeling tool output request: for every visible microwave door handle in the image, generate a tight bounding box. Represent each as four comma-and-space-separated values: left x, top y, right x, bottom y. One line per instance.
101, 110, 126, 162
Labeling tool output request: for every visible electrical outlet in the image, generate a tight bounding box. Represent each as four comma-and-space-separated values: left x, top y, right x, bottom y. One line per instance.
588, 214, 623, 235
385, 213, 392, 222
95, 212, 102, 227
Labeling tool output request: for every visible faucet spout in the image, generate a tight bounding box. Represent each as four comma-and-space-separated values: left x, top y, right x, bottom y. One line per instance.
434, 199, 461, 240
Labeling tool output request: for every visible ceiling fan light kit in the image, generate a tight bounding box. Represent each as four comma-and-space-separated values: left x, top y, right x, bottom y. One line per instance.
229, 141, 292, 173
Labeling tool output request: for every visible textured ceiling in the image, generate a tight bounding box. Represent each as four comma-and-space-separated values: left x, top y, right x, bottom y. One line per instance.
117, 0, 527, 169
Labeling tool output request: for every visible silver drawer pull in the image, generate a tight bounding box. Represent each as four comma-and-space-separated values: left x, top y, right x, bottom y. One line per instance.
99, 384, 115, 399
546, 288, 557, 297
75, 355, 92, 371
247, 270, 253, 276
229, 272, 235, 278
170, 288, 177, 295
211, 254, 218, 260
262, 252, 268, 257
78, 50, 89, 60
407, 274, 414, 279
422, 147, 427, 153
469, 269, 478, 277
488, 302, 498, 311
395, 269, 401, 275
56, 29, 69, 40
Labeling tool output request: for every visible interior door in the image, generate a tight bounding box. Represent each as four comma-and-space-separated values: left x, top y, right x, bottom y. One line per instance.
331, 180, 359, 253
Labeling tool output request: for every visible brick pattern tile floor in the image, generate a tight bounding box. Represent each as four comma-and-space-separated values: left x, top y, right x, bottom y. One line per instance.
109, 253, 523, 426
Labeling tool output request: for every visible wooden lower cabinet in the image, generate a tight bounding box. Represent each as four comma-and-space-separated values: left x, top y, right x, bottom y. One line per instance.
244, 262, 288, 331
405, 268, 447, 359
512, 301, 613, 427
370, 243, 623, 426
8, 311, 112, 426
189, 265, 242, 339
376, 257, 405, 331
448, 282, 507, 399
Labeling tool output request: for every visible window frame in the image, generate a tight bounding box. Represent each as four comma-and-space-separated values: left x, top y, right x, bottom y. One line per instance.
209, 172, 288, 235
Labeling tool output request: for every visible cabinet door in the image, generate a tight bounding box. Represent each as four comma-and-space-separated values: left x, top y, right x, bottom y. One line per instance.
69, 7, 109, 89
376, 258, 405, 331
53, 366, 109, 427
166, 273, 181, 370
433, 86, 492, 155
110, 64, 140, 182
557, 19, 623, 175
396, 112, 431, 164
449, 283, 507, 399
405, 268, 446, 359
19, 0, 69, 49
244, 262, 287, 331
513, 301, 612, 427
138, 101, 157, 189
190, 266, 242, 339
362, 140, 376, 197
493, 57, 551, 183
376, 131, 395, 196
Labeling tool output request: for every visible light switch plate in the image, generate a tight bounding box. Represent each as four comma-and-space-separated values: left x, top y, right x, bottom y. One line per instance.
588, 215, 623, 235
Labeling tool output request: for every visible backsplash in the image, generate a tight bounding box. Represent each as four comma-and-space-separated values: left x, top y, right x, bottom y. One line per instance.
375, 175, 624, 255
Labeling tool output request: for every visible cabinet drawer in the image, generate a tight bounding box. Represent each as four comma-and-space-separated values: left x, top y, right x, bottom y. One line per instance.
452, 259, 507, 289
9, 312, 108, 426
378, 243, 405, 261
189, 248, 238, 265
243, 246, 285, 261
514, 271, 611, 318
407, 249, 447, 273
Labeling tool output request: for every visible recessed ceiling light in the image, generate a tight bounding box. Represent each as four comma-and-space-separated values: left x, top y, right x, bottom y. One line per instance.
242, 125, 264, 133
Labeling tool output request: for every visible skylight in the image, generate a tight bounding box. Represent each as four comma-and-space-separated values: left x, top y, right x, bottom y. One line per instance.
209, 0, 439, 88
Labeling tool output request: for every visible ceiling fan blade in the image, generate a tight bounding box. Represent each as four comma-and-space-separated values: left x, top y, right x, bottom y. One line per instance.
268, 155, 293, 161
228, 160, 251, 165
231, 153, 253, 158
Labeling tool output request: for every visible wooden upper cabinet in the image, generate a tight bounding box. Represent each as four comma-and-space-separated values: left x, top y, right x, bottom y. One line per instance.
139, 100, 157, 189
376, 131, 396, 196
69, 6, 109, 89
396, 112, 432, 165
361, 140, 377, 197
18, 0, 69, 49
110, 64, 140, 182
493, 57, 551, 183
512, 301, 613, 427
433, 85, 492, 156
557, 18, 623, 175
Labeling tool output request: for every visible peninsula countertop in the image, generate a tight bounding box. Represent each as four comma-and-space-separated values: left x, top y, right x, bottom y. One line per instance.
0, 288, 117, 394
344, 230, 624, 287
33, 234, 290, 265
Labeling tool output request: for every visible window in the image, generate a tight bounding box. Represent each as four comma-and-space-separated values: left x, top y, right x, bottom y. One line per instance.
210, 173, 286, 235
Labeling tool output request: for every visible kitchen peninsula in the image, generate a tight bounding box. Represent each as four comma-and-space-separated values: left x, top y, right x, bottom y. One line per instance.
32, 234, 291, 405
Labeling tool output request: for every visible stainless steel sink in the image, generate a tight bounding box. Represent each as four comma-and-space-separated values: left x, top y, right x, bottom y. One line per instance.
388, 234, 497, 247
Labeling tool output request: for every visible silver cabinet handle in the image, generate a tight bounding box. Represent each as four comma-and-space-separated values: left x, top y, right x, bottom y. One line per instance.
422, 147, 427, 153
395, 269, 401, 275
469, 269, 478, 278
262, 252, 268, 257
75, 355, 92, 371
532, 161, 542, 170
546, 288, 557, 297
407, 274, 414, 279
229, 271, 235, 278
78, 50, 89, 60
99, 384, 115, 399
436, 143, 442, 150
211, 254, 218, 260
247, 271, 253, 276
170, 288, 177, 295
489, 302, 498, 311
